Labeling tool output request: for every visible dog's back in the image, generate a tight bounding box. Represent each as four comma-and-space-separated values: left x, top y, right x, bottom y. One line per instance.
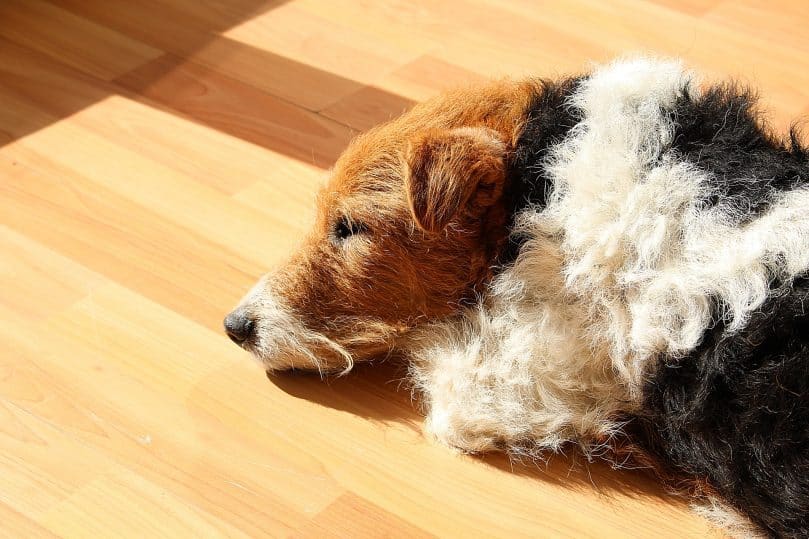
591, 62, 809, 538
414, 58, 809, 536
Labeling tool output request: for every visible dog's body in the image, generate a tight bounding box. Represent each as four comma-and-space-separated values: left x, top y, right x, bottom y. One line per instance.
226, 58, 809, 536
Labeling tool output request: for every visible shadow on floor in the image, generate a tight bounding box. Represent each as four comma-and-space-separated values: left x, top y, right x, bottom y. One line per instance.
0, 0, 415, 167
267, 360, 681, 505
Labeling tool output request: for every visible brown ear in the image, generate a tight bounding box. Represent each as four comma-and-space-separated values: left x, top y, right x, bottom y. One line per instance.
404, 126, 507, 234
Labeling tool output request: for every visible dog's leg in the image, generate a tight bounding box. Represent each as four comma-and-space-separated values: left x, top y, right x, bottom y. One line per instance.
413, 349, 508, 454
408, 312, 572, 456
408, 319, 529, 454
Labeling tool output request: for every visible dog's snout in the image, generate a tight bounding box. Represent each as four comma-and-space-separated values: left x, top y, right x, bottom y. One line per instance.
224, 310, 255, 345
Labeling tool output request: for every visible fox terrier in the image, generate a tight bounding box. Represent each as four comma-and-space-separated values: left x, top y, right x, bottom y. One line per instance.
226, 58, 809, 537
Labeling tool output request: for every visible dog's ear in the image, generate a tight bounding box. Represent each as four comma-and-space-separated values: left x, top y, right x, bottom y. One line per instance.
404, 126, 507, 234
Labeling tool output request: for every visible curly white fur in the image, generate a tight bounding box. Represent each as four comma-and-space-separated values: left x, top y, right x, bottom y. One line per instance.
407, 58, 809, 459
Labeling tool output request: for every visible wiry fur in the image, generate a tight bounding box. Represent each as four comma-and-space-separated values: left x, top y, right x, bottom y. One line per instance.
407, 215, 628, 455
228, 81, 534, 372
229, 57, 809, 536
638, 275, 809, 537
408, 58, 809, 535
409, 59, 702, 449
234, 275, 354, 375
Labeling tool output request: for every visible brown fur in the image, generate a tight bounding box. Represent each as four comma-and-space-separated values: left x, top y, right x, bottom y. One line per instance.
265, 81, 534, 369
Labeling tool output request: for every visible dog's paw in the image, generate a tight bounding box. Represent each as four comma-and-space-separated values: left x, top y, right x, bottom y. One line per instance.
423, 409, 499, 454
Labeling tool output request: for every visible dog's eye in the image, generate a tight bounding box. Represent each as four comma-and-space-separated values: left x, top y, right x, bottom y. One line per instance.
332, 217, 366, 243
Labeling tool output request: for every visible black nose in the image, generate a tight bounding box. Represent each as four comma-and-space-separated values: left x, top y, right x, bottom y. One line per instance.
224, 310, 255, 345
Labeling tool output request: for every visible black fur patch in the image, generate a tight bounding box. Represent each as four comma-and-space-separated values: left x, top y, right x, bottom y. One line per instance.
503, 75, 809, 534
637, 276, 809, 537
669, 84, 808, 221
500, 77, 582, 264
635, 84, 809, 536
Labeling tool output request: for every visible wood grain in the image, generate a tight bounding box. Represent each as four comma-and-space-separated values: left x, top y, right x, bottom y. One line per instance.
1, 1, 807, 537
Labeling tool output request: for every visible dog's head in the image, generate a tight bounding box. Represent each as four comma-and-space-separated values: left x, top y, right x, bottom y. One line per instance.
225, 82, 531, 373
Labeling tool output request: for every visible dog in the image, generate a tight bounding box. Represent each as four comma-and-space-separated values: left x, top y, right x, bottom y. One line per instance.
225, 58, 809, 537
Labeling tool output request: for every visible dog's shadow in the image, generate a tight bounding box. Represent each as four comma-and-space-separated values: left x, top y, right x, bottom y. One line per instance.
268, 360, 677, 504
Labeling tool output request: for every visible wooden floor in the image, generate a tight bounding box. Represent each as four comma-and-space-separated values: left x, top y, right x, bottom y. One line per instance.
2, 1, 808, 537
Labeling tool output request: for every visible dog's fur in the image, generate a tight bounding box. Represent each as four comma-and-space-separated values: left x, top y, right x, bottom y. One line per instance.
227, 58, 809, 537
